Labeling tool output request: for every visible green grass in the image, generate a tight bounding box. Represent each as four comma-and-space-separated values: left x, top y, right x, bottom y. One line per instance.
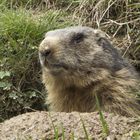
0, 6, 74, 121
49, 112, 60, 139
0, 0, 42, 9
48, 111, 109, 139
132, 131, 140, 140
95, 94, 109, 137
70, 132, 75, 140
80, 115, 91, 140
62, 125, 65, 140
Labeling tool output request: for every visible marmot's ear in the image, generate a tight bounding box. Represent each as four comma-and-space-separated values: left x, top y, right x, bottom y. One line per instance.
94, 29, 106, 38
97, 37, 113, 50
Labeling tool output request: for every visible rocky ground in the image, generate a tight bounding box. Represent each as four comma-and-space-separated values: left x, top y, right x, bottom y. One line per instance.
0, 111, 140, 140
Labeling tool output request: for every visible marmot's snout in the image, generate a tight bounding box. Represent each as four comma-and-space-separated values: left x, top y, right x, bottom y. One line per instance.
39, 35, 68, 74
39, 36, 56, 67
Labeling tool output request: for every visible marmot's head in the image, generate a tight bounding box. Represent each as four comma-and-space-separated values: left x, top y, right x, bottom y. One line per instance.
39, 26, 127, 85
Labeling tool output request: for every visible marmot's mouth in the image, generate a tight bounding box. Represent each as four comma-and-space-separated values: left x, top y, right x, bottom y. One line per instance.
39, 53, 69, 71
44, 60, 69, 70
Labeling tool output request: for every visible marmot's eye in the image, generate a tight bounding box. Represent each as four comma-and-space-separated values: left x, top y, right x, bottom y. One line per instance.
72, 33, 85, 44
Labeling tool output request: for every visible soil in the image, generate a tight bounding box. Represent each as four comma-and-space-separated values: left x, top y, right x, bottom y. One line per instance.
0, 111, 140, 140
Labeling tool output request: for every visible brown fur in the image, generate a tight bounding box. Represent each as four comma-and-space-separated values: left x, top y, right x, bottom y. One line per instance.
39, 26, 140, 117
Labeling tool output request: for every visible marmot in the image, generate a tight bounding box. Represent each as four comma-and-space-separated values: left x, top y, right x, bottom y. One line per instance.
39, 26, 140, 117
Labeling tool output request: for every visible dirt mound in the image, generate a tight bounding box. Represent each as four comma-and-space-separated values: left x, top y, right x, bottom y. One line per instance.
0, 111, 140, 139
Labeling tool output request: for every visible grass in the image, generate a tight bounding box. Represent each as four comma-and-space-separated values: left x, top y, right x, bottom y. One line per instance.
95, 94, 109, 137
48, 110, 109, 139
79, 114, 90, 140
49, 112, 60, 139
0, 0, 42, 9
62, 125, 65, 140
48, 108, 109, 139
132, 131, 140, 140
0, 3, 75, 121
70, 132, 75, 140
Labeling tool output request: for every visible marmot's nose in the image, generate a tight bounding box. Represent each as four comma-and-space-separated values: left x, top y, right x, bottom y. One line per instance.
40, 49, 52, 58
